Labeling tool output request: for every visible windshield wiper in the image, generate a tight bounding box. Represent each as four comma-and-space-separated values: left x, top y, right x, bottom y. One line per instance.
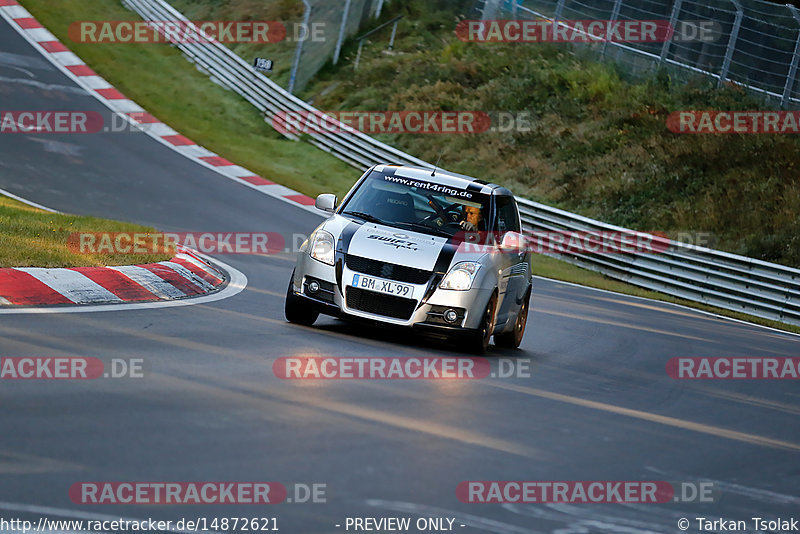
396, 221, 452, 238
341, 211, 386, 225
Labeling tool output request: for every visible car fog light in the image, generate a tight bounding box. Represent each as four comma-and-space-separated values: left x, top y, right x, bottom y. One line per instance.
444, 309, 459, 324
308, 281, 320, 293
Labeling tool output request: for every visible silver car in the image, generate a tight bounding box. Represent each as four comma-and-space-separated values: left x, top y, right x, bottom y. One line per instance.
285, 164, 532, 353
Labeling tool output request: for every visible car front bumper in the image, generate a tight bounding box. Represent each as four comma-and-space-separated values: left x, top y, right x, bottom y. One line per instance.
292, 253, 495, 331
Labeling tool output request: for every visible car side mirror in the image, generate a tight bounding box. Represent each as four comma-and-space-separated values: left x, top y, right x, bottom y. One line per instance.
315, 193, 338, 213
498, 231, 524, 252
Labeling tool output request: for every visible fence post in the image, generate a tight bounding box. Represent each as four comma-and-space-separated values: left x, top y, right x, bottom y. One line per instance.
375, 0, 385, 19
333, 0, 354, 65
659, 0, 682, 65
553, 0, 565, 22
718, 0, 742, 86
601, 0, 623, 56
511, 0, 518, 18
782, 5, 800, 108
288, 0, 311, 93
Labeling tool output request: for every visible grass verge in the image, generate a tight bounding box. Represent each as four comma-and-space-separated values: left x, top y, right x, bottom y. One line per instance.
0, 196, 170, 268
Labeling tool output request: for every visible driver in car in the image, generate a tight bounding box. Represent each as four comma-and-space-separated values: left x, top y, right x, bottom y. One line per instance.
459, 205, 482, 232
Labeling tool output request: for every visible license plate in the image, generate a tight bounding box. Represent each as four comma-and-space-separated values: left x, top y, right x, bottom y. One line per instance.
352, 274, 413, 298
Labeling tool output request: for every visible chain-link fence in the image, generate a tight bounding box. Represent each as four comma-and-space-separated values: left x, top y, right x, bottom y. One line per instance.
289, 0, 387, 92
477, 0, 800, 107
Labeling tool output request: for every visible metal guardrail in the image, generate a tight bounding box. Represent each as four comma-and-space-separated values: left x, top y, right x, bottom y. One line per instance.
517, 198, 800, 325
124, 0, 800, 327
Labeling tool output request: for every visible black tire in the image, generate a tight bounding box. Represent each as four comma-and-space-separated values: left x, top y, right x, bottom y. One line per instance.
462, 294, 497, 354
284, 271, 319, 326
494, 290, 530, 349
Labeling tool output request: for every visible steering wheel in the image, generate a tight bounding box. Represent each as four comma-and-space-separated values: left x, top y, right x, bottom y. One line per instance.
422, 196, 462, 225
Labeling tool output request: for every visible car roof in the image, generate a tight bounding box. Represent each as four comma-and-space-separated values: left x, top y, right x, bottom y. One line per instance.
374, 164, 513, 197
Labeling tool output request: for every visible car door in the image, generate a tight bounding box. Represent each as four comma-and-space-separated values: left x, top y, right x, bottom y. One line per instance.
493, 195, 527, 326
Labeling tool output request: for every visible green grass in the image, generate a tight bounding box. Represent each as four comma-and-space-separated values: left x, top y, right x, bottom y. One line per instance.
167, 0, 303, 89
15, 0, 800, 334
0, 196, 170, 268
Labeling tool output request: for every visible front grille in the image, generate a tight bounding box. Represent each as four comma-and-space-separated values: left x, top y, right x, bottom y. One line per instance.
345, 287, 417, 320
346, 255, 431, 284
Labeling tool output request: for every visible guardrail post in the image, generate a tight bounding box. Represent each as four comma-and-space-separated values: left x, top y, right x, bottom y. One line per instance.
333, 0, 354, 65
354, 39, 365, 70
482, 0, 501, 20
659, 0, 682, 65
781, 5, 800, 108
388, 19, 399, 50
375, 0, 385, 18
718, 0, 742, 86
288, 0, 311, 93
601, 0, 623, 56
553, 0, 565, 22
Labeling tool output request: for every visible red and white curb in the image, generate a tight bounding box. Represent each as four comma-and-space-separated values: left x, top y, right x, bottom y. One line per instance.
0, 247, 225, 307
0, 0, 322, 214
0, 243, 248, 315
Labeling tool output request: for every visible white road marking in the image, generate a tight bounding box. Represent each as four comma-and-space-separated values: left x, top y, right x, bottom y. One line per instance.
0, 187, 60, 213
534, 275, 800, 339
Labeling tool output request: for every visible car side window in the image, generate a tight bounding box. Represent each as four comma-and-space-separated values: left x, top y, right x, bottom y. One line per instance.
494, 196, 520, 233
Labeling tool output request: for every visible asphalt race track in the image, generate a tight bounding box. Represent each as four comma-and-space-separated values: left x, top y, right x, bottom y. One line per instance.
2, 17, 800, 534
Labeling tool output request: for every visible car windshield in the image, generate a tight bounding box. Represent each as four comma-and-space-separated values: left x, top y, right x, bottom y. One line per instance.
339, 170, 492, 238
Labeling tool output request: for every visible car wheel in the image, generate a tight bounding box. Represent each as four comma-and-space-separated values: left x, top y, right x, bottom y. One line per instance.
494, 290, 530, 349
284, 270, 319, 326
462, 293, 497, 354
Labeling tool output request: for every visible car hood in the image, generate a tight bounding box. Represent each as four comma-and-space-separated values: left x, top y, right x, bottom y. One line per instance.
322, 215, 488, 272
345, 222, 449, 271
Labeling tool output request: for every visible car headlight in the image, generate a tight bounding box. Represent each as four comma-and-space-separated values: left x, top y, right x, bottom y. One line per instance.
309, 230, 335, 265
439, 262, 480, 291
